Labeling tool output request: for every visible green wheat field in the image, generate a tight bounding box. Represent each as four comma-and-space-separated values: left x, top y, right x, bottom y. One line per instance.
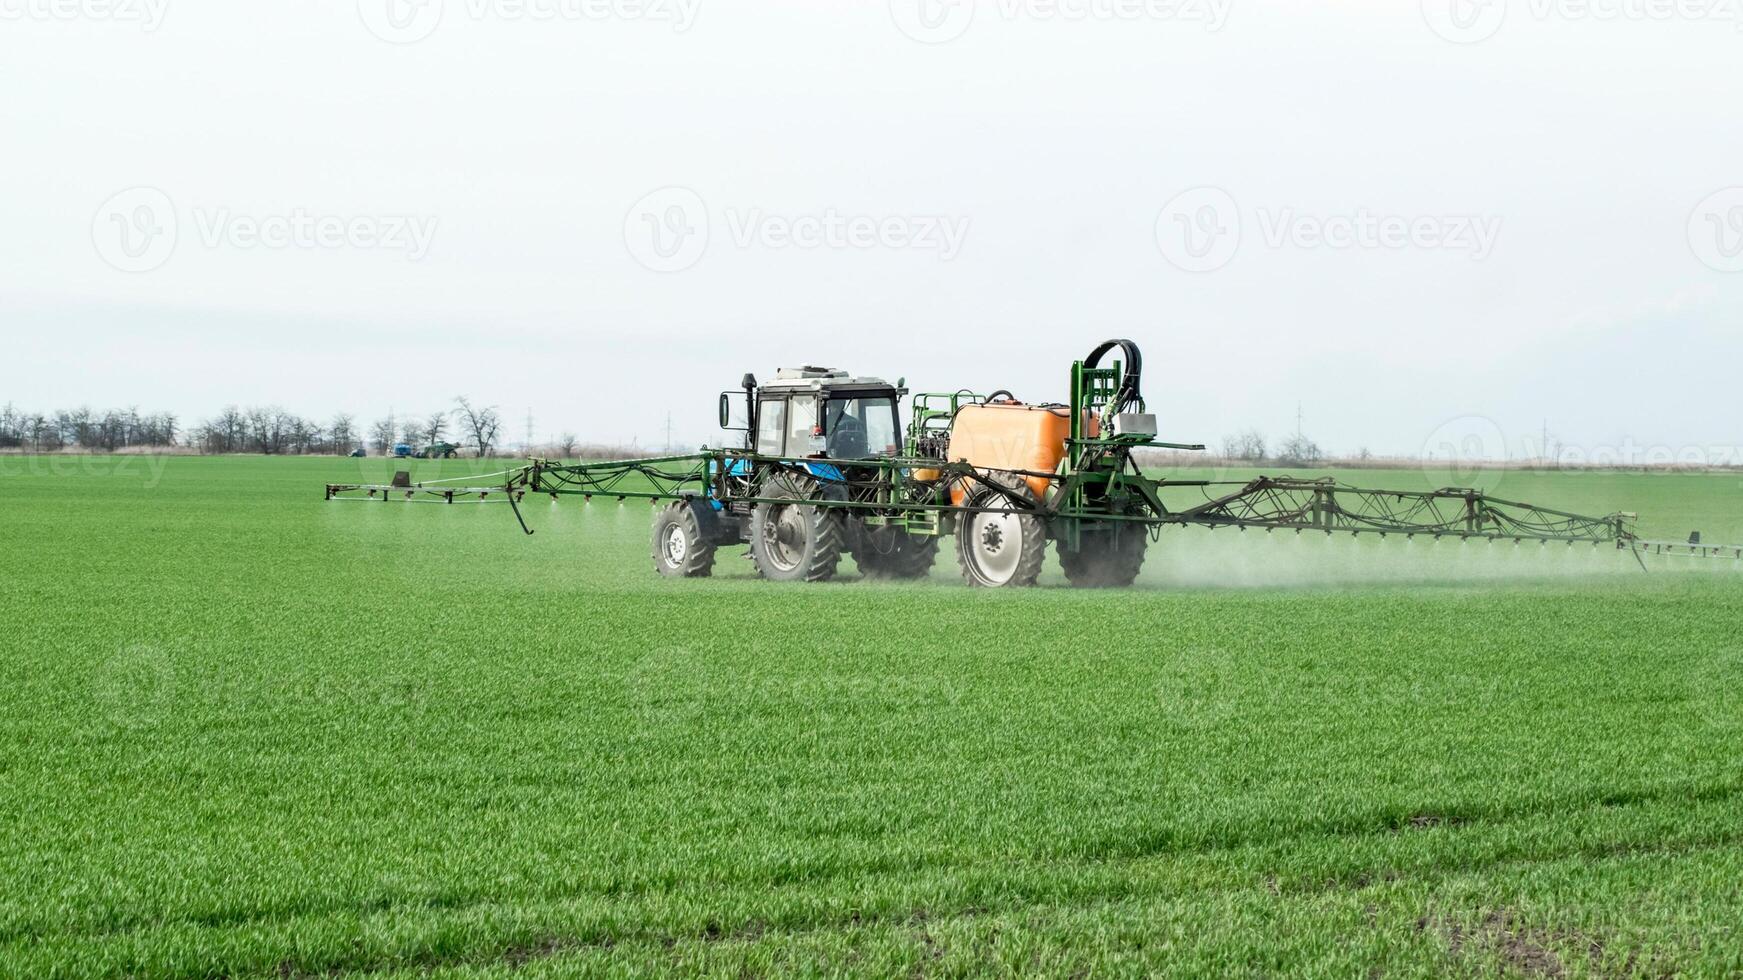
3, 455, 1742, 977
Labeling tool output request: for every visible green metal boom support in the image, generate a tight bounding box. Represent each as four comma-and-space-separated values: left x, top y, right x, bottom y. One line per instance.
323, 337, 1743, 567
319, 450, 1738, 561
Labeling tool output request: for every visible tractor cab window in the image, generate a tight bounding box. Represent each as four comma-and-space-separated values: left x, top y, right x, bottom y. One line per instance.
756, 398, 786, 455
825, 395, 899, 459
786, 398, 824, 456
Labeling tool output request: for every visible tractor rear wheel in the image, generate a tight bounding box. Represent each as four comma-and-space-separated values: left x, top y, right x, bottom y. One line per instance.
651, 501, 716, 578
750, 472, 843, 582
852, 527, 939, 580
956, 472, 1046, 588
1057, 521, 1148, 588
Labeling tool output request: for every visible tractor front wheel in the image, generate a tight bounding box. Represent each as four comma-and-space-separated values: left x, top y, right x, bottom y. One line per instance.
651, 501, 716, 578
956, 472, 1046, 588
749, 473, 843, 582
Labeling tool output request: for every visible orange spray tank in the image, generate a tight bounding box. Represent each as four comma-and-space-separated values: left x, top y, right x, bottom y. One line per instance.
934, 403, 1097, 504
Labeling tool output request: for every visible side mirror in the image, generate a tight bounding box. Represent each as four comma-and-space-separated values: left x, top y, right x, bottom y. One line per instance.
718, 392, 750, 431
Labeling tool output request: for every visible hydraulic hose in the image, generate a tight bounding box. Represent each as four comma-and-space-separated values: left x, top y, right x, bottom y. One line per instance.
1084, 339, 1143, 413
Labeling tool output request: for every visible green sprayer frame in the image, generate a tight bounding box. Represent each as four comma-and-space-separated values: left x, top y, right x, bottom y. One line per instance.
325, 341, 1741, 565
325, 452, 1681, 549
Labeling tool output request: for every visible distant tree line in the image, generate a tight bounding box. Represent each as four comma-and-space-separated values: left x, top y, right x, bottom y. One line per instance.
1220, 427, 1325, 466
0, 398, 506, 456
0, 404, 180, 452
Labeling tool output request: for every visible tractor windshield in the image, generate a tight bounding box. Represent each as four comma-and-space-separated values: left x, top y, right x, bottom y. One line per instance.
825, 395, 899, 459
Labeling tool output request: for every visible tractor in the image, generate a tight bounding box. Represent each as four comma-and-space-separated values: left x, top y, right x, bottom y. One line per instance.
326, 339, 1743, 582
646, 348, 1171, 586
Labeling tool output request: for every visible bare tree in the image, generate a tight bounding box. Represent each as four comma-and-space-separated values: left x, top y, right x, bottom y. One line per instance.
329, 413, 357, 453
454, 397, 502, 457
245, 406, 278, 454
1221, 428, 1267, 462
555, 432, 578, 458
424, 412, 448, 445
1276, 433, 1323, 466
370, 416, 397, 454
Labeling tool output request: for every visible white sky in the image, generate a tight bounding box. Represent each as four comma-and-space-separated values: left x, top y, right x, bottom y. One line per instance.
3, 0, 1741, 459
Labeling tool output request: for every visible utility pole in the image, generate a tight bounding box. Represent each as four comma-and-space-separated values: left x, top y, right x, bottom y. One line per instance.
664, 412, 674, 453
524, 409, 534, 453
1296, 402, 1304, 439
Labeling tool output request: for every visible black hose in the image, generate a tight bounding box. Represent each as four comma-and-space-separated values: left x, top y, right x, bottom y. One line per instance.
1083, 339, 1143, 413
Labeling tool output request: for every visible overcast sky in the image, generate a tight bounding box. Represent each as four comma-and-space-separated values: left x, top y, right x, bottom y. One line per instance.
3, 0, 1740, 460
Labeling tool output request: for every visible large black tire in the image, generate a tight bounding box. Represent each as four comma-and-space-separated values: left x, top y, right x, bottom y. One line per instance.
955, 472, 1046, 588
852, 526, 939, 580
1057, 521, 1148, 588
749, 472, 843, 582
650, 500, 716, 578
